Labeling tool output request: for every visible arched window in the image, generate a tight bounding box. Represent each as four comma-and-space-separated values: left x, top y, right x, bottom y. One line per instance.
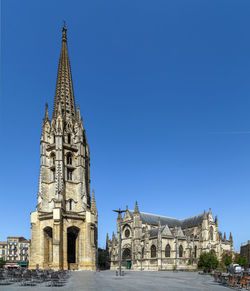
66, 153, 72, 165
151, 245, 156, 258
194, 246, 197, 258
50, 153, 55, 166
210, 226, 213, 241
67, 169, 73, 181
69, 199, 73, 211
68, 134, 71, 144
142, 247, 144, 258
165, 244, 171, 257
179, 245, 183, 258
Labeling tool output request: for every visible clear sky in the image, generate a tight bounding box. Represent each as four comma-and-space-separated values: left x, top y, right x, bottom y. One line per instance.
1, 0, 250, 251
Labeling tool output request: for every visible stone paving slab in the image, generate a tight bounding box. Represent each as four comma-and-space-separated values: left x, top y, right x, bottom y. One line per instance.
0, 270, 232, 291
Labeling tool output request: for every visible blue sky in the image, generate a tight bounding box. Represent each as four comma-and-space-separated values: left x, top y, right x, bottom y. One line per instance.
1, 0, 250, 251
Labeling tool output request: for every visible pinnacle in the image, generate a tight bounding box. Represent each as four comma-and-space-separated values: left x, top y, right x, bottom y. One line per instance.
91, 190, 97, 214
134, 201, 139, 213
43, 103, 49, 122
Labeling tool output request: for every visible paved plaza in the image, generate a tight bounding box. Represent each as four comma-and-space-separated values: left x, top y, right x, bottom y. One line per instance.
0, 270, 233, 291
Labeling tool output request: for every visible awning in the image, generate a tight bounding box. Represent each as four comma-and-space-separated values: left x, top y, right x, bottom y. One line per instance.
5, 264, 19, 268
18, 262, 28, 266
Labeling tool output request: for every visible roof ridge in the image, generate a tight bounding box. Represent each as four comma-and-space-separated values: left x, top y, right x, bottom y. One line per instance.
130, 210, 203, 221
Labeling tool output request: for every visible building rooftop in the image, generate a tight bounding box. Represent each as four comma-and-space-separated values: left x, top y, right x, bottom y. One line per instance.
129, 211, 205, 228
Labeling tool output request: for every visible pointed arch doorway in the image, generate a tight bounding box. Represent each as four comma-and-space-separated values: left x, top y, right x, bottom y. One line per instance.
122, 248, 131, 269
67, 226, 80, 269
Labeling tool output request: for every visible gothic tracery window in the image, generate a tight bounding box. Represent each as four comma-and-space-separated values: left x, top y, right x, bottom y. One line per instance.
125, 229, 130, 238
151, 245, 156, 258
179, 245, 183, 258
210, 226, 213, 241
165, 244, 171, 257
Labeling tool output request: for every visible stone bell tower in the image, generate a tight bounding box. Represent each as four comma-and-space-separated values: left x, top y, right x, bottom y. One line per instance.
29, 25, 98, 270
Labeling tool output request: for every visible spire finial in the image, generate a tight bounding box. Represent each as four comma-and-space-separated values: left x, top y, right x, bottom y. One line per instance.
134, 201, 139, 213
215, 215, 218, 226
76, 104, 81, 121
62, 20, 67, 42
44, 103, 49, 121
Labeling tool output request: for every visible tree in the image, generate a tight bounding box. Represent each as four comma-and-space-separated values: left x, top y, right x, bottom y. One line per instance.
236, 256, 248, 268
0, 258, 6, 268
233, 253, 240, 264
221, 252, 232, 267
98, 248, 108, 269
198, 251, 219, 272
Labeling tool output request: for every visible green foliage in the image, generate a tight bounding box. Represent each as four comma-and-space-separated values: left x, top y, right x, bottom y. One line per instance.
221, 252, 232, 267
98, 248, 108, 269
198, 251, 219, 271
233, 253, 240, 264
236, 255, 248, 268
0, 258, 6, 268
187, 259, 192, 265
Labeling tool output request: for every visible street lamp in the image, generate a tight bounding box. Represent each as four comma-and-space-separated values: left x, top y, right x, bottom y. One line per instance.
175, 226, 178, 271
113, 208, 126, 276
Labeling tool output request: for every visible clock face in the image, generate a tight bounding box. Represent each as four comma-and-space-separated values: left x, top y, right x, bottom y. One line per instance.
125, 229, 130, 238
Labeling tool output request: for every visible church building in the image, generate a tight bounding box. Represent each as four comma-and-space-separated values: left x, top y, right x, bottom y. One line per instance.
107, 202, 233, 270
29, 26, 98, 270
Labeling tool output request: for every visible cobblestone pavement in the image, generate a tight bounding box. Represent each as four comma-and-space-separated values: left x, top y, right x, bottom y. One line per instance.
0, 270, 232, 291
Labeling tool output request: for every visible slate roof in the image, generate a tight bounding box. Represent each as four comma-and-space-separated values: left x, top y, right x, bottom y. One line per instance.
149, 224, 186, 238
149, 224, 173, 238
129, 211, 204, 228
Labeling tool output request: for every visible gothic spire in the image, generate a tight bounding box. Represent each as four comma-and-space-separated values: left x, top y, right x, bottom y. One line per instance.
134, 201, 139, 214
53, 25, 76, 120
43, 103, 49, 122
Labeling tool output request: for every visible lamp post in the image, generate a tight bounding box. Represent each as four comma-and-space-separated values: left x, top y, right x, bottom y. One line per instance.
113, 208, 126, 276
175, 227, 178, 271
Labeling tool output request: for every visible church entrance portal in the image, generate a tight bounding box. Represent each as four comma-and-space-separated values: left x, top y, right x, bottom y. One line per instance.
67, 226, 80, 267
122, 248, 131, 269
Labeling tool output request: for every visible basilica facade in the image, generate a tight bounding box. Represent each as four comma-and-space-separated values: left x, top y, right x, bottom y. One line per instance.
29, 26, 97, 271
107, 202, 233, 270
